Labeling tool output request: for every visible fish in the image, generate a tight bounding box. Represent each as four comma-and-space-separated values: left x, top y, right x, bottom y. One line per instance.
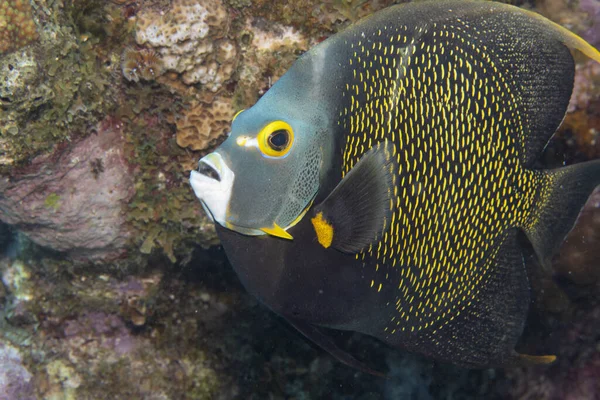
189, 0, 600, 373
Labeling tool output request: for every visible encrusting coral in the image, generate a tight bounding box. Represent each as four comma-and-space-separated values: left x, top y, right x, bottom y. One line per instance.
172, 97, 234, 151
0, 0, 39, 54
135, 0, 238, 89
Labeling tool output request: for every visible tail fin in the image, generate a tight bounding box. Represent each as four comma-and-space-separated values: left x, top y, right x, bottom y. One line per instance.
524, 160, 600, 270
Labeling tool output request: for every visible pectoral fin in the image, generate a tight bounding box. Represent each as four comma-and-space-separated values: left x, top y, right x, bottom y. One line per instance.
311, 140, 396, 253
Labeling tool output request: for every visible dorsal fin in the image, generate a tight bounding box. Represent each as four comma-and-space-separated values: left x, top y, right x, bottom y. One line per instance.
488, 3, 600, 166
522, 7, 600, 63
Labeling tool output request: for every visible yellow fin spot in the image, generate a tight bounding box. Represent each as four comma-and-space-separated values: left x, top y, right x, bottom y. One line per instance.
519, 353, 557, 365
260, 224, 293, 240
311, 212, 334, 248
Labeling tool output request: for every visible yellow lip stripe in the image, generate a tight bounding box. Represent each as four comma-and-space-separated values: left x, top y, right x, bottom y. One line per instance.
260, 223, 293, 240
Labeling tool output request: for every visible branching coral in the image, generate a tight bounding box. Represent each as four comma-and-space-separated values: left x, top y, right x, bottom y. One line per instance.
0, 0, 39, 54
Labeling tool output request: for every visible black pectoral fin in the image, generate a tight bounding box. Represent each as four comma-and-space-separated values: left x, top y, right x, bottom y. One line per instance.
311, 140, 396, 253
287, 319, 387, 378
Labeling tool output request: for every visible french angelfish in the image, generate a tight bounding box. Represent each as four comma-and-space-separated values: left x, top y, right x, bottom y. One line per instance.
190, 0, 600, 373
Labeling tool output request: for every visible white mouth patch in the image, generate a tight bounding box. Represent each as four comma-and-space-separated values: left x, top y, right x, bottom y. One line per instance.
189, 152, 234, 226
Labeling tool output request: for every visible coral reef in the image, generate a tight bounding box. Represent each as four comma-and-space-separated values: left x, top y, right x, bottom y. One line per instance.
0, 0, 124, 169
0, 0, 39, 54
0, 0, 599, 398
0, 254, 230, 399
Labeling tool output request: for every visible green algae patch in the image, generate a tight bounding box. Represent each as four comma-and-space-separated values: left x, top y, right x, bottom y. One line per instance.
44, 193, 61, 211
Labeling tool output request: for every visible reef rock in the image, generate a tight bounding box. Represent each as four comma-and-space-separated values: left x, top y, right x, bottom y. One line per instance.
0, 119, 134, 262
0, 340, 35, 400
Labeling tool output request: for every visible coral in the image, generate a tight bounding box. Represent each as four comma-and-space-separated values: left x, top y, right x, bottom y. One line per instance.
135, 0, 238, 90
0, 0, 39, 54
0, 48, 51, 165
0, 255, 232, 399
231, 19, 310, 109
45, 360, 82, 400
0, 119, 135, 263
120, 88, 219, 263
172, 97, 234, 151
1, 260, 34, 302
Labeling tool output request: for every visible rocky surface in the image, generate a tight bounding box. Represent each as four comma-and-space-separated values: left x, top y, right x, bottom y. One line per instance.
0, 120, 134, 263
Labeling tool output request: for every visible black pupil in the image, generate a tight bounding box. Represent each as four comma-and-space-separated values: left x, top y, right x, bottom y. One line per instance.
268, 130, 289, 151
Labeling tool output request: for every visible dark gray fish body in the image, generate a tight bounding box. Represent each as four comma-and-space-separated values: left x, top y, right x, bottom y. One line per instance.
192, 0, 600, 371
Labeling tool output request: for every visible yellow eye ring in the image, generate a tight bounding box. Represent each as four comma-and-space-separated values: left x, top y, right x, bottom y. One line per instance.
232, 109, 245, 122
257, 120, 294, 158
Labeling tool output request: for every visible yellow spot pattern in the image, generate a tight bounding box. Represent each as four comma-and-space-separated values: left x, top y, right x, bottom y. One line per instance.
337, 21, 553, 338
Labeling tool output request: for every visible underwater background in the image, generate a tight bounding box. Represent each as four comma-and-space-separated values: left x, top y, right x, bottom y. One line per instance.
0, 0, 600, 398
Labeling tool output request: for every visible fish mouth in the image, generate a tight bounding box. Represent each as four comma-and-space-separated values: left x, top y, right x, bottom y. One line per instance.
189, 152, 234, 225
196, 158, 221, 182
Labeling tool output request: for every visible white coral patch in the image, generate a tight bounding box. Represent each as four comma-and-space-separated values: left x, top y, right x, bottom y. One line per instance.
250, 21, 308, 51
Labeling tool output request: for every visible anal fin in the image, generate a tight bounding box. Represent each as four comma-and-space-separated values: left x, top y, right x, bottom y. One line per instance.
394, 229, 533, 368
502, 351, 557, 368
517, 353, 556, 365
286, 318, 387, 378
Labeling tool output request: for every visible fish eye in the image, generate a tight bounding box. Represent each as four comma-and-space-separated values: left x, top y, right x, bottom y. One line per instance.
268, 129, 290, 151
257, 120, 294, 158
